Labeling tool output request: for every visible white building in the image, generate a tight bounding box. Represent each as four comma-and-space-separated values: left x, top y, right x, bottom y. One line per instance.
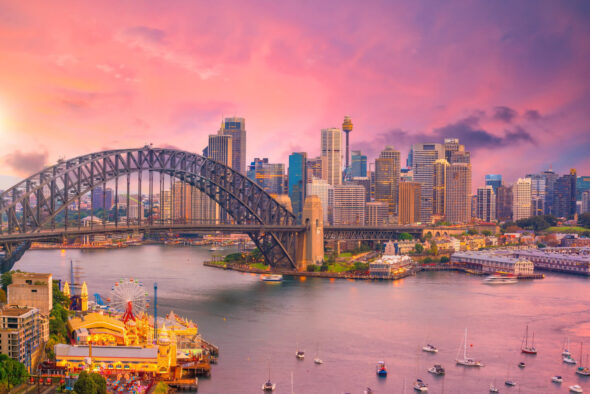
513, 178, 532, 221
307, 178, 334, 225
369, 241, 414, 278
321, 128, 342, 186
333, 184, 365, 225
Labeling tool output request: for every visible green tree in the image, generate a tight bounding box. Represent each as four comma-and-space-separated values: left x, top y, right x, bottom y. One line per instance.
89, 372, 107, 394
440, 256, 450, 263
0, 271, 13, 291
0, 354, 28, 388
467, 229, 478, 235
414, 243, 424, 254
74, 371, 97, 394
398, 232, 413, 241
352, 262, 369, 271
429, 241, 438, 256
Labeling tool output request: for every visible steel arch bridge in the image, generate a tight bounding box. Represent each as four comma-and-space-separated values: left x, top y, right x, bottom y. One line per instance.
0, 147, 302, 272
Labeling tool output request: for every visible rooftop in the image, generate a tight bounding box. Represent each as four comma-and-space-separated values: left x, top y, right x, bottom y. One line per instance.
55, 344, 158, 359
0, 305, 37, 317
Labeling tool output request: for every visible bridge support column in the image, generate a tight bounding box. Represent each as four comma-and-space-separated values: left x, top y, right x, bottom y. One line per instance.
296, 196, 324, 271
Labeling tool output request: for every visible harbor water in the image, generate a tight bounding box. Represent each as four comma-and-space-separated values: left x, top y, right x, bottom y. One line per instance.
15, 245, 590, 393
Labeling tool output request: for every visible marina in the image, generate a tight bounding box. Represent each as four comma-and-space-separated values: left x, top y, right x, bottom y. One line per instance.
13, 245, 590, 393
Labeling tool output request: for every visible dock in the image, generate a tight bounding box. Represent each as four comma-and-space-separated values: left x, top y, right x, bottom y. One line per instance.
167, 378, 198, 391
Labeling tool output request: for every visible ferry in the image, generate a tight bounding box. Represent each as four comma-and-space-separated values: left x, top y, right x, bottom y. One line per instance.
422, 344, 438, 353
376, 361, 387, 377
261, 274, 283, 282
483, 274, 518, 284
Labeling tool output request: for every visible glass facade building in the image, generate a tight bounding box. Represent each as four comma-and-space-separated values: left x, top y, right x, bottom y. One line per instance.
485, 174, 502, 193
288, 152, 307, 221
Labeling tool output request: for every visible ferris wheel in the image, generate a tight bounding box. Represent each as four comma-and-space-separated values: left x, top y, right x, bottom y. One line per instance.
109, 279, 149, 319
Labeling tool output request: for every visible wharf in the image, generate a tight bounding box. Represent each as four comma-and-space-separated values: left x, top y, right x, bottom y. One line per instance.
166, 378, 198, 391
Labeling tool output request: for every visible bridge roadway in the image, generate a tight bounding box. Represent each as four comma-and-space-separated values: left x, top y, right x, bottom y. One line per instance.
0, 224, 424, 243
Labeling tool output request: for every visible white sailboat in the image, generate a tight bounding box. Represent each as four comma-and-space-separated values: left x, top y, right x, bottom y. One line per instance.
563, 337, 573, 357
456, 328, 483, 367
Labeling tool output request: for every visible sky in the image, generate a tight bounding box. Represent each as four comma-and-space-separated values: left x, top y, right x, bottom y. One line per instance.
0, 0, 589, 190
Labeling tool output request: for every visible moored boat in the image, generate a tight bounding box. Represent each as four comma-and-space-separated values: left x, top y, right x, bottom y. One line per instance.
456, 328, 483, 367
376, 361, 387, 377
505, 380, 516, 387
552, 376, 563, 383
262, 380, 276, 392
422, 344, 438, 353
518, 361, 526, 368
564, 354, 577, 364
428, 364, 445, 375
296, 350, 305, 360
521, 324, 537, 354
489, 383, 499, 393
569, 385, 584, 393
413, 379, 428, 392
576, 343, 590, 376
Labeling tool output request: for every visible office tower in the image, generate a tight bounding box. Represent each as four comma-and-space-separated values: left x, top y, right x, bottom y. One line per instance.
485, 175, 502, 194
513, 178, 532, 221
400, 168, 413, 182
433, 159, 449, 218
450, 150, 470, 164
247, 158, 285, 195
375, 146, 401, 215
398, 182, 421, 225
351, 150, 367, 178
349, 177, 371, 202
443, 138, 460, 162
208, 134, 233, 165
288, 152, 307, 221
553, 169, 577, 218
526, 174, 546, 217
471, 195, 478, 220
321, 128, 342, 186
342, 116, 353, 171
219, 117, 246, 174
496, 185, 513, 222
91, 187, 113, 213
582, 190, 590, 214
333, 184, 366, 225
576, 176, 590, 200
307, 178, 334, 225
477, 186, 496, 222
412, 143, 445, 222
542, 168, 558, 215
306, 156, 325, 182
406, 148, 413, 169
366, 202, 389, 226
445, 162, 472, 224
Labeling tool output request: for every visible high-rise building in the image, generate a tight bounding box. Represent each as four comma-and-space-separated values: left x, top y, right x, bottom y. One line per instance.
333, 184, 365, 225
219, 117, 246, 174
208, 134, 233, 165
496, 185, 513, 222
91, 187, 113, 212
342, 116, 353, 172
485, 174, 502, 193
526, 174, 546, 217
445, 162, 472, 224
412, 143, 445, 222
349, 177, 371, 202
366, 202, 389, 226
375, 146, 400, 215
513, 178, 532, 221
553, 169, 577, 218
306, 156, 325, 182
477, 186, 496, 222
307, 178, 334, 225
582, 190, 590, 214
321, 128, 342, 186
398, 182, 421, 225
576, 176, 590, 200
288, 152, 307, 221
351, 150, 367, 178
443, 138, 461, 162
247, 158, 285, 196
542, 168, 558, 215
400, 168, 413, 182
433, 159, 449, 218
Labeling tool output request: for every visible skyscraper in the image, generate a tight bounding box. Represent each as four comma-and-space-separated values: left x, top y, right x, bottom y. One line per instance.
333, 184, 365, 225
513, 178, 532, 221
247, 158, 285, 195
477, 186, 496, 222
576, 176, 590, 200
219, 117, 246, 174
526, 174, 546, 216
542, 168, 558, 215
349, 177, 371, 202
342, 116, 353, 172
553, 169, 577, 218
321, 128, 342, 186
443, 138, 461, 162
398, 182, 421, 225
496, 185, 513, 222
208, 134, 233, 165
485, 174, 502, 193
375, 146, 401, 215
412, 143, 445, 222
351, 150, 367, 178
433, 159, 449, 218
445, 162, 472, 224
582, 190, 590, 214
306, 156, 325, 181
307, 178, 334, 225
288, 152, 307, 221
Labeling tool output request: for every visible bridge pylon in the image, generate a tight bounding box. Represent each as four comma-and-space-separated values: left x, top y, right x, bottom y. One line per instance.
296, 196, 324, 271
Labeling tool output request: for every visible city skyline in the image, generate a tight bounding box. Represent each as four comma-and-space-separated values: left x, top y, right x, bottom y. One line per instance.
0, 1, 589, 189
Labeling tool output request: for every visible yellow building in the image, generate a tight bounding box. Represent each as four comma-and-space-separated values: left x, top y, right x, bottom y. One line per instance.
68, 312, 127, 346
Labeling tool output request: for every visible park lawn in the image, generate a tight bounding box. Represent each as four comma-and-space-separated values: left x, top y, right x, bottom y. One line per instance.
546, 226, 588, 233
328, 263, 352, 273
208, 260, 227, 267
250, 262, 270, 270
339, 252, 353, 258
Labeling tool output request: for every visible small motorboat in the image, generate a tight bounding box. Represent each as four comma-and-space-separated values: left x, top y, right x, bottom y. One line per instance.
376, 361, 387, 377
413, 379, 428, 392
422, 344, 438, 353
314, 357, 323, 364
428, 364, 445, 375
489, 383, 499, 393
552, 376, 563, 383
295, 350, 305, 360
505, 380, 516, 387
518, 362, 526, 368
262, 380, 276, 392
569, 385, 584, 393
564, 355, 577, 364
